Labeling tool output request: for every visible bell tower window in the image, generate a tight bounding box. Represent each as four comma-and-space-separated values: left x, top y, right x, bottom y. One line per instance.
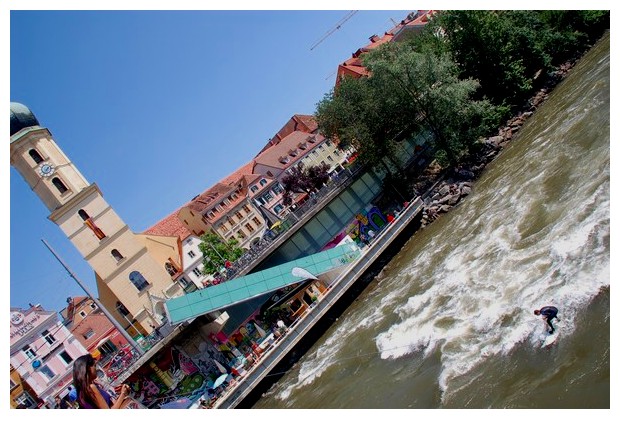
52, 177, 69, 194
111, 249, 124, 262
129, 271, 149, 291
78, 209, 106, 240
29, 149, 44, 164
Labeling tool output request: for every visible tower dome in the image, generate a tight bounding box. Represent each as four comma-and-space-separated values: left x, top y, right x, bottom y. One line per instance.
10, 102, 40, 137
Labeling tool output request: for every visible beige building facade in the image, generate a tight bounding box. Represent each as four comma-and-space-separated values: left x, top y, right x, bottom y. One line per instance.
10, 102, 176, 335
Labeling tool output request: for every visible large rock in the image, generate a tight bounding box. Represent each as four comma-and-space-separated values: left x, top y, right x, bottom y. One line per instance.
438, 184, 450, 197
447, 194, 460, 205
460, 185, 472, 196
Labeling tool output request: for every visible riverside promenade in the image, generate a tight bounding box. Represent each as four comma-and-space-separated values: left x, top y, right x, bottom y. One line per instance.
213, 196, 424, 408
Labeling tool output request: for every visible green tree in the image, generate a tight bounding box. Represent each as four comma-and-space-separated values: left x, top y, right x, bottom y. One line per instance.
364, 42, 502, 166
198, 231, 243, 275
316, 73, 415, 174
426, 10, 551, 109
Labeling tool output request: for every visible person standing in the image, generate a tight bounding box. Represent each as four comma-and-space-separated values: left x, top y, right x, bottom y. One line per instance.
72, 354, 130, 409
534, 306, 560, 334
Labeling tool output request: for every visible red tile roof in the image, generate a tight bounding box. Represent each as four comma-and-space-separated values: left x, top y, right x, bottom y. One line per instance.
142, 208, 192, 241
335, 11, 434, 88
258, 114, 319, 155
254, 130, 325, 171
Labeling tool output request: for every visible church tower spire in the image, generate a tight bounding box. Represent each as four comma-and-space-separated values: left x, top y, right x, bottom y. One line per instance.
10, 102, 173, 335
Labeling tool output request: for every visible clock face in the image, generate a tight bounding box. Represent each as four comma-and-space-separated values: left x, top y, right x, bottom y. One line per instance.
39, 162, 54, 177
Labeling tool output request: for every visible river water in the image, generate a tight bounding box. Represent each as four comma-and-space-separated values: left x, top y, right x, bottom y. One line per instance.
253, 33, 610, 409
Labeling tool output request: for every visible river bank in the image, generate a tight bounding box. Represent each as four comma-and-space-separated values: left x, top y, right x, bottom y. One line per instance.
411, 54, 583, 228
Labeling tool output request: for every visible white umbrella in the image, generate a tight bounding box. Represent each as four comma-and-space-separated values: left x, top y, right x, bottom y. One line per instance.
254, 323, 267, 337
212, 359, 227, 374
212, 373, 228, 389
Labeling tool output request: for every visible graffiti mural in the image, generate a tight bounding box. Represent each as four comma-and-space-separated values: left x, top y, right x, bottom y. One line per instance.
346, 206, 388, 244
124, 345, 207, 408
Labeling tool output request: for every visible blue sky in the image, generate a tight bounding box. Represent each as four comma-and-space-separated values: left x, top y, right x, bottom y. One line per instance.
9, 9, 413, 314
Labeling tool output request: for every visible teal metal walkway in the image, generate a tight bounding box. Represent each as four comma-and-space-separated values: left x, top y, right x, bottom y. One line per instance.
165, 244, 362, 324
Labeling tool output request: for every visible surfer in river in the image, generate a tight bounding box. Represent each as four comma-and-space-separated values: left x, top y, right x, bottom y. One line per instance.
534, 306, 560, 334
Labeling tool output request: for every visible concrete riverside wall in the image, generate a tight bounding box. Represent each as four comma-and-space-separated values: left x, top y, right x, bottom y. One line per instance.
216, 197, 424, 408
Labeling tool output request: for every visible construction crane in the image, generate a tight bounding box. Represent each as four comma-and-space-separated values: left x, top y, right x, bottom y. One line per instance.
310, 10, 358, 51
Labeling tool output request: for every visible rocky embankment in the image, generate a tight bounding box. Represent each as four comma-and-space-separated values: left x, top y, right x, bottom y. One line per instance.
419, 59, 577, 228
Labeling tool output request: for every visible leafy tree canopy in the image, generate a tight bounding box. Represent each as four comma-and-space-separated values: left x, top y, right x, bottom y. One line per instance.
281, 164, 330, 206
198, 231, 243, 275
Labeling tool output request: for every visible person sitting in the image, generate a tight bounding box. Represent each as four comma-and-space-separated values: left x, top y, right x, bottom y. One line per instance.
72, 354, 130, 409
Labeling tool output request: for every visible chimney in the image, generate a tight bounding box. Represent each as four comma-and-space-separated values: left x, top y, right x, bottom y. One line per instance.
369, 34, 380, 43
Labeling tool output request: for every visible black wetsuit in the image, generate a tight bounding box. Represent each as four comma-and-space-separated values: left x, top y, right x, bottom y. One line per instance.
540, 306, 559, 333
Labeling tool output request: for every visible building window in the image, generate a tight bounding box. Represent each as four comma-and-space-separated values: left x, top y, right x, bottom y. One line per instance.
274, 204, 284, 214
326, 140, 332, 146
263, 192, 273, 203
79, 311, 87, 318
116, 302, 130, 317
187, 238, 193, 244
272, 183, 283, 194
237, 231, 246, 240
259, 178, 267, 186
29, 149, 44, 164
192, 267, 202, 277
98, 342, 117, 356
111, 249, 124, 262
41, 329, 56, 345
59, 351, 73, 365
236, 212, 243, 220
129, 271, 149, 291
179, 277, 190, 287
267, 171, 274, 177
165, 262, 178, 276
327, 155, 334, 162
228, 219, 236, 227
79, 209, 106, 240
252, 216, 261, 226
220, 224, 228, 233
188, 250, 196, 258
246, 223, 255, 233
16, 392, 36, 408
22, 345, 36, 360
39, 365, 56, 380
90, 302, 97, 310
52, 177, 69, 194
208, 211, 215, 219
83, 329, 95, 339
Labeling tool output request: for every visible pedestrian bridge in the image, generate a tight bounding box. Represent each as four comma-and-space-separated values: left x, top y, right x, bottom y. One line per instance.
165, 243, 362, 324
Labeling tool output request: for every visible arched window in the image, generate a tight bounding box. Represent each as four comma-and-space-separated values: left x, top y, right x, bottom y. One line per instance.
111, 249, 123, 262
79, 209, 106, 240
116, 301, 130, 317
129, 271, 149, 291
164, 262, 178, 276
52, 178, 68, 194
28, 149, 44, 164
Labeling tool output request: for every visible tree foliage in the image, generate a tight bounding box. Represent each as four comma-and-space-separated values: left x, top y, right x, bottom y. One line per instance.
198, 231, 243, 275
424, 10, 609, 108
281, 164, 330, 206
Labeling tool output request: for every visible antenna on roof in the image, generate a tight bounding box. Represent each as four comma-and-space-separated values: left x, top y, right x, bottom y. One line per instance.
310, 10, 358, 51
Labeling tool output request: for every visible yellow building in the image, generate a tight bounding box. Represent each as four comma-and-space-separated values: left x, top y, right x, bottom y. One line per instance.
10, 102, 180, 335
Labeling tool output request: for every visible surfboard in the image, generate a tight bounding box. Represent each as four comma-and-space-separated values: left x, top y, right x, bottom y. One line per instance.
539, 319, 561, 348
541, 330, 559, 347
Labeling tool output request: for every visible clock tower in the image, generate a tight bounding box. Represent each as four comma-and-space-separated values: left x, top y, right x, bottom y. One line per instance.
10, 102, 172, 335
